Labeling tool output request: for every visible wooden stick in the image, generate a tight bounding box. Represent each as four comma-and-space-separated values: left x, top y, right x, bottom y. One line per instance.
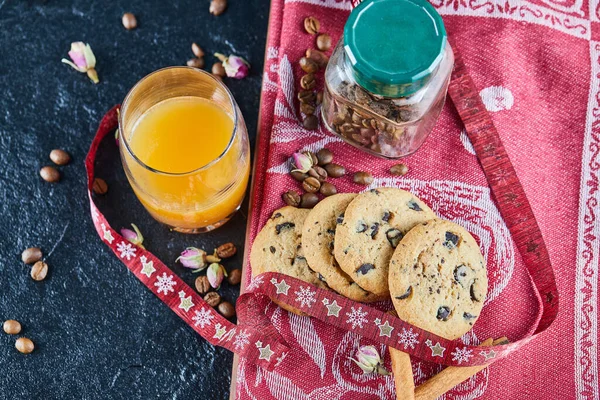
414, 337, 509, 400
388, 311, 415, 400
390, 346, 415, 400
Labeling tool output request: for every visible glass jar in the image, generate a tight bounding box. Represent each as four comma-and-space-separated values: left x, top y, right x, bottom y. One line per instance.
322, 0, 454, 158
119, 67, 250, 233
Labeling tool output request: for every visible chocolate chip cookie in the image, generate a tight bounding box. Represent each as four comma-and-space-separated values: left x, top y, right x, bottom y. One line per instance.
389, 219, 488, 339
303, 193, 383, 303
335, 188, 436, 297
250, 206, 326, 314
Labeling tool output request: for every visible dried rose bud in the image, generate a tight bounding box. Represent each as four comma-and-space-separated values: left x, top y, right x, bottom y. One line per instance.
177, 247, 208, 270
207, 263, 227, 289
120, 223, 144, 249
61, 42, 99, 84
350, 345, 389, 375
291, 152, 314, 173
215, 53, 250, 79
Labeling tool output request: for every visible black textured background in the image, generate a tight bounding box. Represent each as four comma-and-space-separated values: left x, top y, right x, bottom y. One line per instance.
0, 1, 269, 398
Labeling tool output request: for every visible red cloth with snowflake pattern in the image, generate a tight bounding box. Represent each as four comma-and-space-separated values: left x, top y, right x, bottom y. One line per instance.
233, 0, 600, 398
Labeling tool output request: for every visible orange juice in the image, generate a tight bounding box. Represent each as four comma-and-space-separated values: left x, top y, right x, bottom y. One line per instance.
122, 95, 250, 231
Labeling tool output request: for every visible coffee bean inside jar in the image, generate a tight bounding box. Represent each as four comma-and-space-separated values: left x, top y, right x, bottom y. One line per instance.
321, 0, 454, 159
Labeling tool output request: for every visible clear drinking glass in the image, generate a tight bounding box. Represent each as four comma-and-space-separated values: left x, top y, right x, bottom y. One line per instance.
119, 67, 250, 233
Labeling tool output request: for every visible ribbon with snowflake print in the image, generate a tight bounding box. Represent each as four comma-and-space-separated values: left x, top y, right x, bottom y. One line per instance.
87, 48, 558, 369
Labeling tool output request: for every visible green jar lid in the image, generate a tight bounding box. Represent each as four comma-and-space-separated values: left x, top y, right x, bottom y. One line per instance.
344, 0, 447, 97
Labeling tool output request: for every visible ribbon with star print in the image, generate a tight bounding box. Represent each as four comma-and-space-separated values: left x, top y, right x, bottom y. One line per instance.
87, 43, 558, 368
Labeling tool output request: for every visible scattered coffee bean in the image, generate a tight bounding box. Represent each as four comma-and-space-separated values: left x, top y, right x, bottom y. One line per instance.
15, 337, 34, 354
320, 182, 337, 197
212, 62, 226, 77
316, 148, 333, 165
301, 74, 316, 90
92, 178, 108, 195
21, 247, 42, 264
203, 291, 221, 307
390, 163, 409, 176
303, 115, 319, 131
290, 171, 308, 182
195, 275, 211, 295
298, 90, 316, 104
191, 42, 205, 58
300, 192, 319, 208
3, 320, 21, 335
316, 34, 332, 51
228, 269, 242, 285
40, 166, 60, 183
282, 190, 301, 207
303, 16, 320, 35
302, 177, 321, 193
187, 57, 205, 69
306, 49, 328, 68
122, 12, 137, 30
31, 261, 48, 281
324, 163, 345, 178
316, 91, 323, 105
216, 243, 237, 259
299, 57, 318, 74
353, 171, 373, 185
49, 149, 70, 166
209, 0, 227, 15
218, 301, 236, 318
300, 102, 316, 115
309, 165, 327, 182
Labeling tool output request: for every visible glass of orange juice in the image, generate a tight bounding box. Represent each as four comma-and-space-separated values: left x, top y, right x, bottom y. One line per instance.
118, 67, 250, 233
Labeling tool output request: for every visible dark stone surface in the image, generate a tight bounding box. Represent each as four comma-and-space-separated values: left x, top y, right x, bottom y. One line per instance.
0, 1, 269, 398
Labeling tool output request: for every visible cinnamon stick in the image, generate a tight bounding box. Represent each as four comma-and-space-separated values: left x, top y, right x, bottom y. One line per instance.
414, 337, 509, 400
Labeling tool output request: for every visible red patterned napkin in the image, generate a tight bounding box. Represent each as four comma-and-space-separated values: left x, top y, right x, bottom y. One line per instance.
234, 0, 597, 399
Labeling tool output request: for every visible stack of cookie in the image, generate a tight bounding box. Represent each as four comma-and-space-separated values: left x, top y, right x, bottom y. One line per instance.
250, 187, 489, 397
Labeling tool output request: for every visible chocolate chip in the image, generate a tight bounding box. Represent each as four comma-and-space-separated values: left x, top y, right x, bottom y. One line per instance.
336, 213, 345, 224
271, 212, 283, 219
453, 265, 469, 287
357, 263, 374, 275
275, 222, 295, 234
470, 280, 482, 302
407, 200, 422, 211
441, 258, 445, 264
269, 246, 276, 254
318, 273, 326, 282
395, 286, 412, 300
444, 232, 460, 249
370, 223, 379, 239
463, 312, 477, 320
385, 228, 403, 248
326, 229, 336, 235
436, 306, 451, 321
356, 221, 367, 233
382, 211, 391, 222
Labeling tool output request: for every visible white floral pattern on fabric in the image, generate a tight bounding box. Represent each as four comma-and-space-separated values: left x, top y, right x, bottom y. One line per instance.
234, 330, 251, 351
154, 272, 176, 295
116, 241, 136, 260
398, 327, 419, 350
451, 346, 474, 364
246, 274, 264, 291
192, 307, 215, 329
295, 286, 317, 307
345, 307, 368, 329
